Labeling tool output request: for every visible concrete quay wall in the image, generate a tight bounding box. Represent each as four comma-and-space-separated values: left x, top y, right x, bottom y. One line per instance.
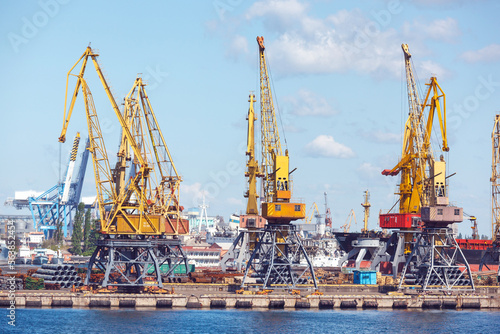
2, 292, 500, 309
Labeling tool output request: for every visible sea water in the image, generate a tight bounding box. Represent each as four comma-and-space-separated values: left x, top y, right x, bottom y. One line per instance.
3, 307, 500, 333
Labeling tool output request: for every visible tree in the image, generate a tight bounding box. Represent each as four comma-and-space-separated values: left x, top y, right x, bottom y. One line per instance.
71, 202, 85, 255
83, 208, 91, 252
83, 218, 100, 256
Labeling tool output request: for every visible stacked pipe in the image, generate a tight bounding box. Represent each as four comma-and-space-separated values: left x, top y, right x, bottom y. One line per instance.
32, 264, 84, 288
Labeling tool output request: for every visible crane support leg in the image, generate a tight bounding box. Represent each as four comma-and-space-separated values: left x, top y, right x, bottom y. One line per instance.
399, 228, 475, 292
240, 224, 317, 290
85, 237, 167, 290
154, 238, 189, 278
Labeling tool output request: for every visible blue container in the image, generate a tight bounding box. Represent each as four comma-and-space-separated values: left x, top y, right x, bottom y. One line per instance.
147, 264, 195, 274
353, 270, 377, 285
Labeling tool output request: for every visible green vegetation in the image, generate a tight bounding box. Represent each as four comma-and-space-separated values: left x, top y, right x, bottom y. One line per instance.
71, 202, 85, 255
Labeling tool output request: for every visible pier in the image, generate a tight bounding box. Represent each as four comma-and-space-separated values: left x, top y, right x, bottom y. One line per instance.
2, 284, 500, 309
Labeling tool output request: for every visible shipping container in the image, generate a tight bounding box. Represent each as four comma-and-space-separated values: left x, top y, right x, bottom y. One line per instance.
353, 270, 377, 285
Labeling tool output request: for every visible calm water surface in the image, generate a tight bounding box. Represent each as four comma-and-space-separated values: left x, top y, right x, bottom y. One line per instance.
4, 308, 500, 333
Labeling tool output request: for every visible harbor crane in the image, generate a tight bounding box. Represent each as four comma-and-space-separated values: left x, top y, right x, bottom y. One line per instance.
305, 203, 322, 225
324, 192, 332, 229
340, 209, 356, 233
380, 44, 472, 291
240, 37, 317, 289
221, 93, 267, 272
479, 114, 500, 272
5, 132, 89, 239
59, 47, 188, 289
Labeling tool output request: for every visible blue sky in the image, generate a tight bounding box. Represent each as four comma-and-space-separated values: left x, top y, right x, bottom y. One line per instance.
1, 0, 499, 237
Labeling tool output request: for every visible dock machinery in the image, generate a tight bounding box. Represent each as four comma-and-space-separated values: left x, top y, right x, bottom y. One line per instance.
480, 115, 500, 274
7, 132, 90, 239
378, 44, 473, 291
221, 94, 267, 272
240, 37, 317, 289
59, 47, 188, 289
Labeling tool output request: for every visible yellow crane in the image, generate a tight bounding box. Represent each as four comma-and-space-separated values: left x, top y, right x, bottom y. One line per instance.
221, 93, 266, 272
305, 202, 321, 224
257, 36, 305, 223
59, 47, 187, 236
241, 37, 315, 289
479, 115, 500, 270
384, 44, 471, 291
121, 77, 186, 234
59, 47, 187, 288
492, 114, 500, 243
340, 209, 356, 233
381, 43, 449, 228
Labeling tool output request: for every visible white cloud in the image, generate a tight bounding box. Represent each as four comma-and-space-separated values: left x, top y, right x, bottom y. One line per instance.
461, 44, 500, 63
304, 135, 354, 158
226, 35, 249, 60
283, 124, 305, 133
180, 182, 207, 207
404, 18, 460, 43
238, 3, 456, 78
242, 6, 403, 78
419, 60, 450, 79
227, 197, 244, 206
357, 162, 382, 179
246, 0, 308, 32
285, 89, 337, 116
411, 0, 471, 8
364, 130, 401, 143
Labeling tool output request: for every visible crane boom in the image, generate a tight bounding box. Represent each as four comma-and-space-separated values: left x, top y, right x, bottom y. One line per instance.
492, 115, 500, 242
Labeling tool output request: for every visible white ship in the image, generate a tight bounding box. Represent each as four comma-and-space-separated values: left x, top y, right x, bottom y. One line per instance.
309, 238, 346, 268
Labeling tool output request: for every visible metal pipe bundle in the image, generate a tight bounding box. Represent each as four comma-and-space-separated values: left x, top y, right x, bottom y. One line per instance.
33, 274, 57, 281
33, 264, 84, 288
42, 264, 63, 271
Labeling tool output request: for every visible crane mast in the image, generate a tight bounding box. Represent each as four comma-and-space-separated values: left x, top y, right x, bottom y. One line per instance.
258, 37, 281, 204
244, 93, 260, 215
492, 115, 500, 242
478, 115, 500, 272
257, 36, 305, 223
220, 93, 266, 272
